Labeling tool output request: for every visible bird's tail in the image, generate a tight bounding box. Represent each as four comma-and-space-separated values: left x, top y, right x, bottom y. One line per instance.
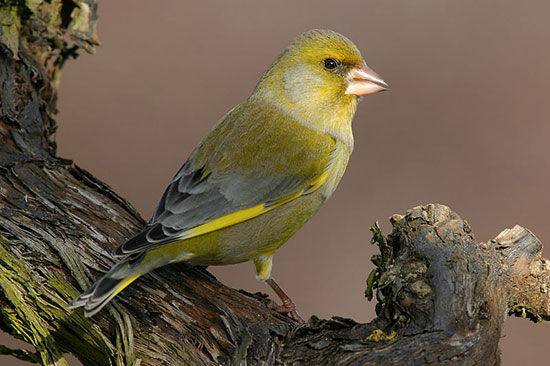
67, 253, 148, 317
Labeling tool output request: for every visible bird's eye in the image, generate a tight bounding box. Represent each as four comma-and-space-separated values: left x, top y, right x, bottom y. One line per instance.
322, 58, 339, 71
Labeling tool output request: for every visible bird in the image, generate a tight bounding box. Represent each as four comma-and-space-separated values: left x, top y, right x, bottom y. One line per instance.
68, 29, 387, 322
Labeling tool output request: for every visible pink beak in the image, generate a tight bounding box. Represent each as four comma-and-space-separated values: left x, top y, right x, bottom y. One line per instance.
345, 64, 388, 96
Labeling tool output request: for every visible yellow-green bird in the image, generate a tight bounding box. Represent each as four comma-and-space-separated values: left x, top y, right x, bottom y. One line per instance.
68, 29, 387, 322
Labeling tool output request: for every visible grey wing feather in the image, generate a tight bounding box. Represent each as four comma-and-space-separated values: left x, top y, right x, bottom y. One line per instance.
113, 159, 307, 258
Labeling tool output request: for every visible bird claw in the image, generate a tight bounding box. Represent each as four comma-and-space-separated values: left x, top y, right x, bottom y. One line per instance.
266, 298, 305, 323
264, 277, 305, 323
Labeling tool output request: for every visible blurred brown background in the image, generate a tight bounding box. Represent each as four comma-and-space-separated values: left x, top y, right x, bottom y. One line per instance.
2, 0, 549, 365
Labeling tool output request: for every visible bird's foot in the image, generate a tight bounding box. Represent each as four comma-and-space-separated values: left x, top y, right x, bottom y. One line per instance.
266, 298, 305, 323
264, 277, 305, 323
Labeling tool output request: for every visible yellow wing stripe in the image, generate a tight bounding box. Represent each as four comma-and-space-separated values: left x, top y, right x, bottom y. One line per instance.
180, 193, 300, 239
179, 171, 329, 240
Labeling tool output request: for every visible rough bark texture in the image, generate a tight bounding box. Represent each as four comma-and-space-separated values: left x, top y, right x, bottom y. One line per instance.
1, 1, 549, 365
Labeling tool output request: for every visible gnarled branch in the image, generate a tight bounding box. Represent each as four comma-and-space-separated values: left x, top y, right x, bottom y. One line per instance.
0, 1, 548, 365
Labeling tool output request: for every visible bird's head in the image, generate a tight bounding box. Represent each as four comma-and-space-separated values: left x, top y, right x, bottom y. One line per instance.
252, 29, 387, 135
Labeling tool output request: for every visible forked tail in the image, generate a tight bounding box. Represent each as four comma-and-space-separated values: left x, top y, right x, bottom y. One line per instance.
67, 254, 145, 317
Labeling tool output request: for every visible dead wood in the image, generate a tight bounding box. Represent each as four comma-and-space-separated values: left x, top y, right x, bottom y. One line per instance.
0, 1, 548, 365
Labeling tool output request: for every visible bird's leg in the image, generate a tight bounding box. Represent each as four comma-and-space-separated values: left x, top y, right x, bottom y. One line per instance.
253, 256, 304, 323
265, 277, 305, 323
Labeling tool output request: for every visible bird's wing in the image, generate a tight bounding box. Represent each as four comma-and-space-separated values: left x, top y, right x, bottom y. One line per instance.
113, 161, 329, 258
113, 102, 336, 258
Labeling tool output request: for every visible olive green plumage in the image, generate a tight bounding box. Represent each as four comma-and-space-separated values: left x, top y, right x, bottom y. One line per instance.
68, 29, 386, 317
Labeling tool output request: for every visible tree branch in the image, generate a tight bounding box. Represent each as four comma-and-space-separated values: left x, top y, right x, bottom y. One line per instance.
1, 1, 548, 365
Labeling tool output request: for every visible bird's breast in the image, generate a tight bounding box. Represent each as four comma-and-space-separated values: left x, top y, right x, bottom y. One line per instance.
319, 141, 352, 200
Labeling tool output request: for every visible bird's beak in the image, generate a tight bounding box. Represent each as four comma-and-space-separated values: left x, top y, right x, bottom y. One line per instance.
345, 64, 388, 96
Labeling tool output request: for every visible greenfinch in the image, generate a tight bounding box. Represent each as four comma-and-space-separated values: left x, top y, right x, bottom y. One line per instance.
68, 29, 387, 322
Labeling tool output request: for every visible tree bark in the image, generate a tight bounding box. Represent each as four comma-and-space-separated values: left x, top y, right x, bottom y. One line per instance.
1, 1, 549, 365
